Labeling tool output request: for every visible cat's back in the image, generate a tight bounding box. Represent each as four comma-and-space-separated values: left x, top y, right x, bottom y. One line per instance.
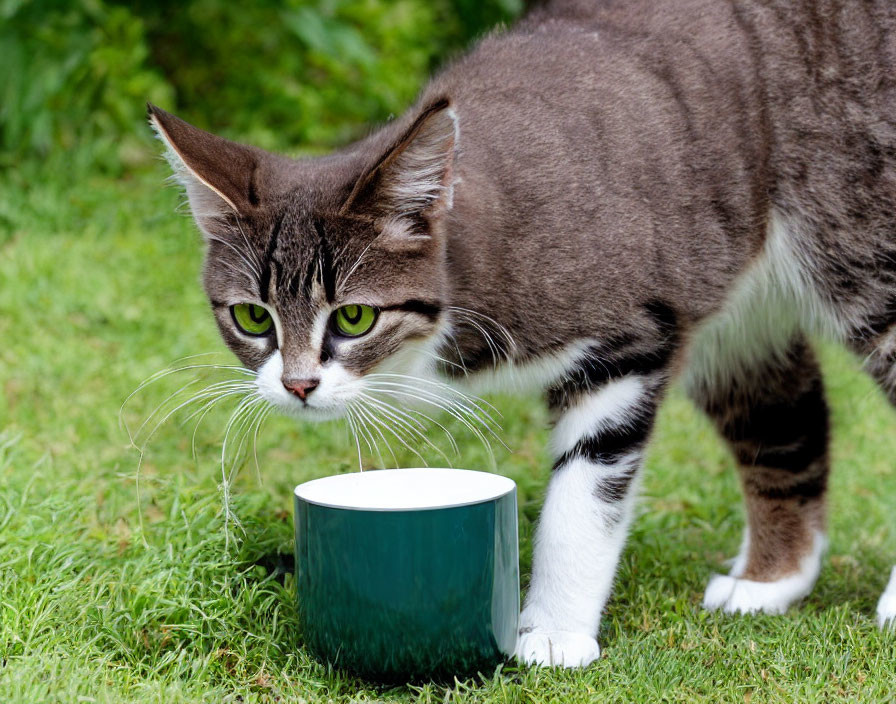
418, 0, 896, 330
425, 0, 773, 305
436, 0, 896, 163
427, 0, 896, 249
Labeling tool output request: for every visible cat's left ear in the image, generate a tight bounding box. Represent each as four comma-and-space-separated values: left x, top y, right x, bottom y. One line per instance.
147, 103, 283, 236
341, 98, 458, 236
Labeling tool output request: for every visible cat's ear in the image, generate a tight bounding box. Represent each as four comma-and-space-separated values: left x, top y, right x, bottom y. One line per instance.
341, 98, 458, 236
147, 103, 274, 233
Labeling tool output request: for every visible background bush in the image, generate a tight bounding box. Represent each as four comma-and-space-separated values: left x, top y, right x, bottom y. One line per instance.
1, 0, 522, 175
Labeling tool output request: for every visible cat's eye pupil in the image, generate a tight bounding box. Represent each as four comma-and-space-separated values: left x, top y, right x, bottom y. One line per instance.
332, 304, 377, 338
343, 305, 361, 324
231, 303, 273, 337
249, 305, 268, 323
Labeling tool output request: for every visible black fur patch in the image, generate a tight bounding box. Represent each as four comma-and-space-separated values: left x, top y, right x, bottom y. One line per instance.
314, 218, 337, 303
594, 466, 638, 503
725, 376, 829, 473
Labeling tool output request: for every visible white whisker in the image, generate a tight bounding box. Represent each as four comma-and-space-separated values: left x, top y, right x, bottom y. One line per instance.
344, 408, 365, 471
337, 239, 377, 296
418, 347, 468, 375
364, 372, 502, 418
358, 392, 455, 464
353, 406, 380, 463
363, 384, 498, 464
364, 378, 503, 432
250, 406, 274, 483
220, 394, 267, 551
234, 214, 266, 277
356, 398, 430, 467
207, 233, 262, 282
352, 401, 400, 468
448, 306, 517, 356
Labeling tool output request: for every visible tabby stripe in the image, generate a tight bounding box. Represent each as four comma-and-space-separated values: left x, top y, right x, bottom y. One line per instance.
634, 54, 742, 244
749, 434, 827, 474
749, 467, 828, 502
755, 479, 827, 502
379, 299, 442, 321
551, 375, 647, 456
313, 218, 336, 303
548, 347, 666, 408
287, 266, 302, 298
726, 0, 773, 223
259, 213, 285, 303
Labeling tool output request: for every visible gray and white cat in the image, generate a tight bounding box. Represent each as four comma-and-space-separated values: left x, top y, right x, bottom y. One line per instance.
149, 0, 896, 668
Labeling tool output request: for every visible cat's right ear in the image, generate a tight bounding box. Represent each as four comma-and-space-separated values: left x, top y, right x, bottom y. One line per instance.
147, 104, 272, 235
339, 98, 458, 240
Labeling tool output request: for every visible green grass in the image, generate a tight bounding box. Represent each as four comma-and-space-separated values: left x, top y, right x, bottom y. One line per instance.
2, 163, 896, 703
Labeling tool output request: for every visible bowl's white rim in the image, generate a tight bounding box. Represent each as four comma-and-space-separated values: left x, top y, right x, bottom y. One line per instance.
293, 467, 516, 512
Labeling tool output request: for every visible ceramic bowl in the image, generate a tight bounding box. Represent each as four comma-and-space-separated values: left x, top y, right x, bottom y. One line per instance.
293, 467, 519, 680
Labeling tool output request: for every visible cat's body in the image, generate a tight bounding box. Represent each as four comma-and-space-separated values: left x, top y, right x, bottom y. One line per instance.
150, 0, 896, 667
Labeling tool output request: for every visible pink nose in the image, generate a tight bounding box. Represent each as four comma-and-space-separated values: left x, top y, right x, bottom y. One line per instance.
283, 378, 320, 401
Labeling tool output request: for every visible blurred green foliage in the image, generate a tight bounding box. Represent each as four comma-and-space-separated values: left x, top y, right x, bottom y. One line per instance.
0, 0, 522, 174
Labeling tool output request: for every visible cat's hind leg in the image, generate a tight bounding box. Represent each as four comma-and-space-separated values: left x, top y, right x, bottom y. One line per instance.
687, 336, 829, 614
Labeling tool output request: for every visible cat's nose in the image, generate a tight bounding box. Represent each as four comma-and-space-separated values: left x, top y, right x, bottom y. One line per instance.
282, 378, 320, 401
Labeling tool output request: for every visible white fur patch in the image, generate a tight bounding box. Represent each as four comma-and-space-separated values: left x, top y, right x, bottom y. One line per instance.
453, 340, 597, 395
255, 350, 358, 422
550, 375, 645, 456
518, 368, 652, 669
728, 528, 751, 578
703, 531, 826, 615
684, 210, 845, 392
876, 566, 896, 629
371, 334, 443, 380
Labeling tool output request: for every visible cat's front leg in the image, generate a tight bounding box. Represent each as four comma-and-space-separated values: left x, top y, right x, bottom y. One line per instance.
516, 371, 664, 668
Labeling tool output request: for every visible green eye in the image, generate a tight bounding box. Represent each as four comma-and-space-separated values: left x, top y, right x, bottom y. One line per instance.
333, 304, 378, 337
231, 303, 273, 336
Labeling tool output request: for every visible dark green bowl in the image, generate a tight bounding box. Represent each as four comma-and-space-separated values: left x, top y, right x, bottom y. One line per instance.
294, 468, 519, 681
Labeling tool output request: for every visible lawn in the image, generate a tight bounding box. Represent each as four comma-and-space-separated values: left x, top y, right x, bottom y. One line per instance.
2, 163, 896, 703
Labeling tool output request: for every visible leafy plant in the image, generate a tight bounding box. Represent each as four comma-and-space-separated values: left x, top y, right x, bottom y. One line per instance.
0, 0, 524, 174
0, 0, 173, 173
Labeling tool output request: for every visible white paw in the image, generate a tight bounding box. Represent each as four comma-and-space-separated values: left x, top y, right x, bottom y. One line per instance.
876, 566, 896, 629
703, 574, 795, 614
704, 531, 824, 615
514, 629, 601, 668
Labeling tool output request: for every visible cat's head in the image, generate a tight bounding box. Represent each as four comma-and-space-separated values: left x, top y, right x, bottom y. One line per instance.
148, 100, 458, 421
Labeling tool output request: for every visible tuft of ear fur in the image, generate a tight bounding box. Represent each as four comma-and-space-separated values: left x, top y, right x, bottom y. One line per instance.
342, 98, 459, 237
147, 103, 274, 235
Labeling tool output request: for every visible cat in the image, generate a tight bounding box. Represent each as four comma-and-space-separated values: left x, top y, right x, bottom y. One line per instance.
149, 0, 896, 668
